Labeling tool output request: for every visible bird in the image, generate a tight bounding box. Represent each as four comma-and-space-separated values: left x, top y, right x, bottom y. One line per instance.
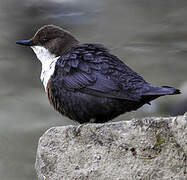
16, 25, 180, 124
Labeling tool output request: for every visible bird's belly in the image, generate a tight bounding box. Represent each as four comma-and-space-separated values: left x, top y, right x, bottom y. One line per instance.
46, 83, 143, 123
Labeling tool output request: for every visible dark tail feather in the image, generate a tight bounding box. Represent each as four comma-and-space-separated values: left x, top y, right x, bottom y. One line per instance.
161, 86, 181, 95
143, 85, 181, 96
141, 85, 181, 104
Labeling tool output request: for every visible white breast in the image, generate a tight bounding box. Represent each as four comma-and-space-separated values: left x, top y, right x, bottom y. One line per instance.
31, 46, 60, 91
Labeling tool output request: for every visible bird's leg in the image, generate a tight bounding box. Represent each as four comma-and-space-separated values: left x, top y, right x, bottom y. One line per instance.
74, 124, 84, 136
89, 118, 96, 123
74, 118, 96, 136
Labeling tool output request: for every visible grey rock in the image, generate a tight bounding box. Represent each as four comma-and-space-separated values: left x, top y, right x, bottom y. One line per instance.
35, 114, 187, 180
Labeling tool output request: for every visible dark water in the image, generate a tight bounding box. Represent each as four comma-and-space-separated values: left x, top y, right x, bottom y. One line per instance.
1, 0, 187, 179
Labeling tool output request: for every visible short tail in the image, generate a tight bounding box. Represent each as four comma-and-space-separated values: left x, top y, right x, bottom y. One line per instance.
161, 86, 181, 95
143, 85, 181, 96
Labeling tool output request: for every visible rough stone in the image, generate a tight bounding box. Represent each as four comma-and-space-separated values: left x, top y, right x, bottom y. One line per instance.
35, 113, 187, 180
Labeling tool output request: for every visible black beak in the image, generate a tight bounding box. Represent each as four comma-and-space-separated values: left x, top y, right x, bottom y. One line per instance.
16, 39, 32, 46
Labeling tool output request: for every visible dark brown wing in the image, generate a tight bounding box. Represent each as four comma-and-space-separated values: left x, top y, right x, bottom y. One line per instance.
53, 43, 148, 101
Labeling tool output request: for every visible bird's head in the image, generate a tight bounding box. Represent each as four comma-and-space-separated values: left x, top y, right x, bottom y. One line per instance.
16, 25, 79, 63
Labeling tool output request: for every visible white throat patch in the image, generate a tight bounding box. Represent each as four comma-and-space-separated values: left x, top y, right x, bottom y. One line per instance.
31, 46, 59, 91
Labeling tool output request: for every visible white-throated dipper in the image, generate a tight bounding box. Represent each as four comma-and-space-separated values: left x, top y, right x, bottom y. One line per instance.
16, 25, 180, 123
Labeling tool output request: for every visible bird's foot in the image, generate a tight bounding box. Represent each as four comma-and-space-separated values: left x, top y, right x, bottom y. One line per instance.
73, 124, 84, 136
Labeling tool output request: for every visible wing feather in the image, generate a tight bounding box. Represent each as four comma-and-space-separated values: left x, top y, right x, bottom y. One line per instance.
54, 44, 147, 101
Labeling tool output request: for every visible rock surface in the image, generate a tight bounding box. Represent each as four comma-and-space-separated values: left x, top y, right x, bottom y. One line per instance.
35, 114, 187, 180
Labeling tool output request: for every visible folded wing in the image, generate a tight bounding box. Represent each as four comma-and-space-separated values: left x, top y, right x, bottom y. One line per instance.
53, 44, 151, 101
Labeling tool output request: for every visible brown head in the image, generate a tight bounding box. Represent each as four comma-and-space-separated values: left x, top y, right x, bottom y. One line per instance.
16, 25, 79, 58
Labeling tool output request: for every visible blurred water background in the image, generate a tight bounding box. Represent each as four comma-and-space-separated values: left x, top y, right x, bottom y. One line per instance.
0, 0, 187, 179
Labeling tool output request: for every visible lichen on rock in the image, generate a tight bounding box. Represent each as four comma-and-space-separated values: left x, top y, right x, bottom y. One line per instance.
35, 114, 187, 180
